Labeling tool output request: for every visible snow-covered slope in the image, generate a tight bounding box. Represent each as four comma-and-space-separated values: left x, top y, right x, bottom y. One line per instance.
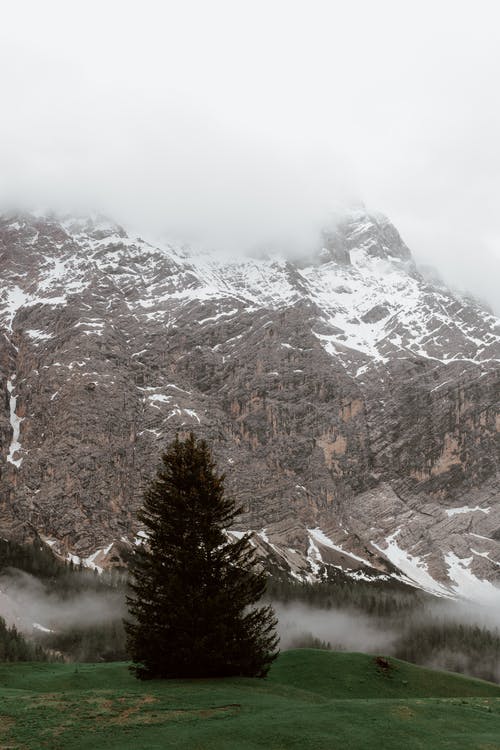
2, 211, 497, 375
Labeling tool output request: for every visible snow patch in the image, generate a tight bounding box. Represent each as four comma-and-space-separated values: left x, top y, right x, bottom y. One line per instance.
444, 552, 500, 603
25, 329, 52, 341
4, 287, 28, 332
371, 529, 452, 597
228, 530, 247, 540
183, 408, 200, 423
306, 534, 323, 578
6, 377, 23, 468
33, 622, 55, 634
445, 506, 491, 517
135, 530, 149, 546
198, 308, 239, 325
148, 394, 171, 405
348, 570, 390, 582
308, 528, 372, 567
166, 383, 192, 395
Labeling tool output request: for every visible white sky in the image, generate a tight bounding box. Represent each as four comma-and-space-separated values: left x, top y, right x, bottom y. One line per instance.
1, 0, 499, 310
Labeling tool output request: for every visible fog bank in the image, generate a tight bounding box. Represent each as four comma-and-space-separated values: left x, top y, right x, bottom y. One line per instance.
0, 569, 125, 634
1, 1, 499, 310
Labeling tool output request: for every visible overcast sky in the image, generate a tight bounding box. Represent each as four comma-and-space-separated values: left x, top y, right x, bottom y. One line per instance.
1, 0, 499, 311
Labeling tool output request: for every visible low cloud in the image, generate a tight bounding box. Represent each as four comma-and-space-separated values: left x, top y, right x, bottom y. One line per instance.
274, 596, 500, 683
0, 569, 124, 634
275, 602, 397, 654
0, 1, 499, 311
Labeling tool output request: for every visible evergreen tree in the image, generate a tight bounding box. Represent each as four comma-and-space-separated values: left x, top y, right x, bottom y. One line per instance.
125, 433, 279, 679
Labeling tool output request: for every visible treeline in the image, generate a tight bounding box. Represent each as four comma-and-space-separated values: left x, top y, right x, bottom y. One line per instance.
2, 538, 500, 683
267, 575, 500, 683
265, 572, 428, 618
0, 616, 55, 662
394, 620, 500, 684
37, 622, 127, 663
0, 537, 64, 579
0, 537, 127, 596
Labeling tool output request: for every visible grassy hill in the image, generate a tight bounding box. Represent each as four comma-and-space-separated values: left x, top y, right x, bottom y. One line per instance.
0, 650, 500, 749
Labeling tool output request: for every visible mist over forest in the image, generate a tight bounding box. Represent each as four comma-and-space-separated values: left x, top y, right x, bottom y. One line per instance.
0, 539, 498, 683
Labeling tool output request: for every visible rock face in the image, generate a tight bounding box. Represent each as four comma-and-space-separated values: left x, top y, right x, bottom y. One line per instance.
0, 209, 499, 598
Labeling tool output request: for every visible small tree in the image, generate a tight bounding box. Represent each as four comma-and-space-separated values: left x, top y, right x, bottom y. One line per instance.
125, 433, 279, 679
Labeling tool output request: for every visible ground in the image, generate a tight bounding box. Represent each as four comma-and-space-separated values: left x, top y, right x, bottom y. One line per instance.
0, 650, 500, 749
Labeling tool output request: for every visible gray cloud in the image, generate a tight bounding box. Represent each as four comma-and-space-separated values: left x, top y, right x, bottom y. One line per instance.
0, 0, 499, 310
274, 597, 500, 682
0, 569, 124, 633
275, 602, 397, 653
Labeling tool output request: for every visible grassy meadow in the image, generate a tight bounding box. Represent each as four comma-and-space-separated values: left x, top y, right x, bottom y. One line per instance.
0, 649, 500, 749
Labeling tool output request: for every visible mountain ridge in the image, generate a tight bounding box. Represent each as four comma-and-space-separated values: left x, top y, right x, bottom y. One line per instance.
0, 209, 498, 601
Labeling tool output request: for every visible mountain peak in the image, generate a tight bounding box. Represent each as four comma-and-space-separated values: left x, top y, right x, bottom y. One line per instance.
320, 211, 413, 267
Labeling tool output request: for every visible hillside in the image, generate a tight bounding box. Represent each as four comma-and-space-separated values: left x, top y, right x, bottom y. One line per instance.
1, 650, 500, 749
0, 209, 499, 597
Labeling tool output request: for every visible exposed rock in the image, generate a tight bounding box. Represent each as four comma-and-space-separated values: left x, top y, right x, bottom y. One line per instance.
0, 209, 498, 599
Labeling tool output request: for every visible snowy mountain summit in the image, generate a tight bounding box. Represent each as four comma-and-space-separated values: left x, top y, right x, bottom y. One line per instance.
0, 209, 499, 600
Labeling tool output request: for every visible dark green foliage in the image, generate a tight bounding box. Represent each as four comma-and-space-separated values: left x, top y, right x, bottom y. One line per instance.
265, 574, 427, 617
0, 537, 127, 597
0, 537, 64, 580
287, 632, 331, 650
0, 616, 53, 662
39, 621, 127, 663
0, 537, 127, 662
266, 577, 500, 684
125, 433, 279, 679
394, 621, 500, 684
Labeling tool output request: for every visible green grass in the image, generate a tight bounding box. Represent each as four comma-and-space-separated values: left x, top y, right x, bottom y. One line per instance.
0, 650, 500, 749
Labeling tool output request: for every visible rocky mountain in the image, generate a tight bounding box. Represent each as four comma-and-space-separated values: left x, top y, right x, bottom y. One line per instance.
0, 209, 499, 601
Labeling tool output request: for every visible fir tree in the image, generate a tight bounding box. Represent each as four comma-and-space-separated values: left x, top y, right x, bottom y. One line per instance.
125, 433, 279, 679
